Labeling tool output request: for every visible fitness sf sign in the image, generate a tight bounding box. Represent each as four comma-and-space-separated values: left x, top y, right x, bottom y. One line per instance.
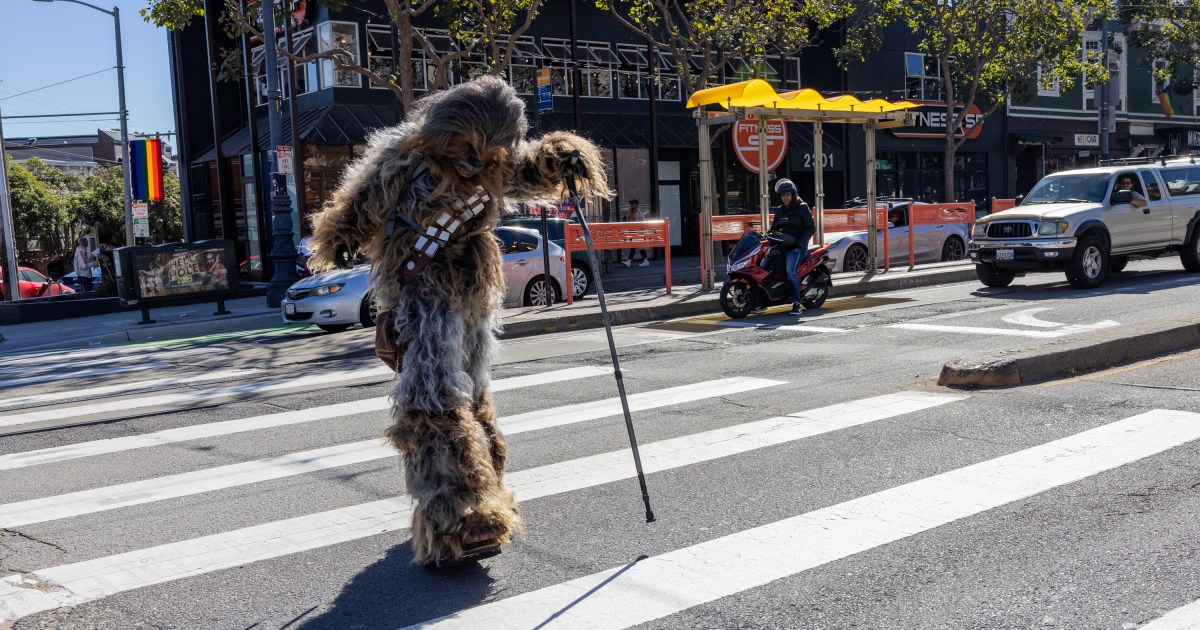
733, 120, 788, 174
893, 102, 985, 140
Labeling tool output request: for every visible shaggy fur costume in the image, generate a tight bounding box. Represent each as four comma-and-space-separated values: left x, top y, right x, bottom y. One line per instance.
308, 76, 611, 566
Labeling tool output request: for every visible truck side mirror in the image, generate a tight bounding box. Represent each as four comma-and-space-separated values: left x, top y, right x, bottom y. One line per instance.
1111, 190, 1133, 205
1015, 194, 1024, 205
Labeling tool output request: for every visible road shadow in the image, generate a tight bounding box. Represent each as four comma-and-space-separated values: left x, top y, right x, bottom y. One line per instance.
297, 542, 496, 630
970, 268, 1200, 301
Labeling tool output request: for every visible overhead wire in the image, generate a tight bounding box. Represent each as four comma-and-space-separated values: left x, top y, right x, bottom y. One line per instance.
0, 67, 116, 101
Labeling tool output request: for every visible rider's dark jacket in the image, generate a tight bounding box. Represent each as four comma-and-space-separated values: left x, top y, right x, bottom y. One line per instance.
769, 200, 816, 253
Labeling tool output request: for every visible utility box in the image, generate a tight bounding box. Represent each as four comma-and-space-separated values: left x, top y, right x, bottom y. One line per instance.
114, 240, 238, 310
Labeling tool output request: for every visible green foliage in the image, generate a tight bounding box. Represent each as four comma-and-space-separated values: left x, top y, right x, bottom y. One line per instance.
5, 156, 72, 241
139, 0, 204, 30
1122, 0, 1200, 90
152, 173, 185, 243
73, 167, 126, 245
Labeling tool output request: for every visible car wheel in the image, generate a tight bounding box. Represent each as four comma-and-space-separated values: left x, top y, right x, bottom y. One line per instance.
1109, 256, 1129, 273
843, 244, 870, 272
523, 276, 558, 307
359, 293, 378, 328
940, 236, 966, 262
719, 278, 756, 318
975, 263, 1016, 288
317, 324, 351, 333
571, 261, 592, 298
1065, 233, 1108, 289
1181, 229, 1200, 272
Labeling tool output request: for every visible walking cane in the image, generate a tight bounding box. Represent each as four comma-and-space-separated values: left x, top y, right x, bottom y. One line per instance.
563, 151, 655, 523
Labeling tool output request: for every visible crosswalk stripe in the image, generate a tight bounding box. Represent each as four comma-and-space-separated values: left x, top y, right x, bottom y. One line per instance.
0, 364, 164, 389
0, 346, 230, 372
0, 366, 612, 471
0, 370, 264, 409
1141, 600, 1200, 629
0, 366, 396, 430
0, 375, 783, 527
0, 390, 961, 621
403, 409, 1200, 630
890, 322, 1064, 338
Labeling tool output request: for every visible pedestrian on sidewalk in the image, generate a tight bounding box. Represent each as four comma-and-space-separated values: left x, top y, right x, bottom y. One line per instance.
73, 237, 94, 293
620, 199, 651, 267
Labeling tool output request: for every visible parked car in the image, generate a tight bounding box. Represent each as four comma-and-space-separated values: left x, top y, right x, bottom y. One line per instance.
824, 200, 969, 273
57, 271, 88, 293
969, 160, 1200, 288
498, 216, 593, 299
280, 227, 567, 331
494, 226, 568, 307
280, 263, 377, 332
1, 267, 76, 299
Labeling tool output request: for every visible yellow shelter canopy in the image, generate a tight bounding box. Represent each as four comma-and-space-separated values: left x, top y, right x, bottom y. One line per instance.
686, 78, 918, 114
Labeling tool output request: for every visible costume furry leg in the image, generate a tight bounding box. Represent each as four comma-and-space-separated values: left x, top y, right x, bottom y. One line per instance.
307, 76, 611, 566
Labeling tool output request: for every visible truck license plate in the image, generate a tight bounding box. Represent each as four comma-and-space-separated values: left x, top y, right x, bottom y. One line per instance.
996, 249, 1014, 261
285, 303, 296, 315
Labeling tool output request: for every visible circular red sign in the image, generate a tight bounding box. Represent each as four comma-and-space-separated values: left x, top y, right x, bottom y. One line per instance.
732, 119, 788, 174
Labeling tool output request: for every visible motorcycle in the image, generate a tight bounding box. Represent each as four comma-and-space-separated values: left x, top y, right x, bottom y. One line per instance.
719, 230, 833, 318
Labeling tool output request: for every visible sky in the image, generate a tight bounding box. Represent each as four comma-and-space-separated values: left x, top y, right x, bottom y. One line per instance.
0, 0, 177, 147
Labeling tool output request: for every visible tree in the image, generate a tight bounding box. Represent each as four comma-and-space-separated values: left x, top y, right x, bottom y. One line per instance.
4, 156, 72, 242
1121, 0, 1200, 95
73, 167, 126, 245
597, 0, 838, 97
142, 0, 550, 113
152, 173, 185, 243
839, 0, 1104, 202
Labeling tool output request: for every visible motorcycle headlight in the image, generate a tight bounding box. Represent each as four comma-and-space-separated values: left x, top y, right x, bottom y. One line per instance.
1038, 221, 1069, 236
312, 283, 345, 297
971, 223, 988, 238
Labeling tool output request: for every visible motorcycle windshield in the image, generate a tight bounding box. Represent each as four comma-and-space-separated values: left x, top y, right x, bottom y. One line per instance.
728, 231, 762, 262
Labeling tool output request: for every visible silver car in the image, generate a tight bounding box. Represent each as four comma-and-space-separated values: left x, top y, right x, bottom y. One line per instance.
280, 227, 567, 332
281, 264, 377, 332
494, 226, 568, 307
824, 201, 970, 272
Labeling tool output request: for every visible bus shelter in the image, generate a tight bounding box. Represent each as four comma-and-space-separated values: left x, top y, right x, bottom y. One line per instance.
686, 80, 919, 289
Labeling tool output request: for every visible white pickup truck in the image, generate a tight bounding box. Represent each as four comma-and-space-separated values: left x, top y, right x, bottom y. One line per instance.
969, 159, 1200, 288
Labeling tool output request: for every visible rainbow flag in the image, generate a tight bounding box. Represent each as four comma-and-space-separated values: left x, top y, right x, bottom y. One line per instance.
1160, 90, 1175, 118
130, 138, 164, 201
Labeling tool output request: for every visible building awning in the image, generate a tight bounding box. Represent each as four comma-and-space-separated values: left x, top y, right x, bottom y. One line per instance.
192, 104, 399, 163
1132, 134, 1166, 147
686, 78, 918, 113
1011, 130, 1055, 144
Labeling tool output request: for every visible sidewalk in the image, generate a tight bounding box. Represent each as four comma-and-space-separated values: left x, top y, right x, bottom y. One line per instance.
0, 259, 979, 354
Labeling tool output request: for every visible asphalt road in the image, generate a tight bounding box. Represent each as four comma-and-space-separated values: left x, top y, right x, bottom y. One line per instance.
1, 257, 1199, 629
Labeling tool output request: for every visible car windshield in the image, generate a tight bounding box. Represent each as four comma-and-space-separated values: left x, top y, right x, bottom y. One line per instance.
504, 217, 565, 241
1022, 173, 1110, 205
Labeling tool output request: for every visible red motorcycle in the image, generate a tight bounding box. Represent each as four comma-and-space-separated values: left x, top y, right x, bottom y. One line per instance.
719, 230, 833, 318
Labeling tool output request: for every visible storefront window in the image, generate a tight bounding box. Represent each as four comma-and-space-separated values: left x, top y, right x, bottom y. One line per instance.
240, 155, 263, 280
317, 21, 362, 88
875, 151, 987, 205
304, 145, 354, 221
905, 53, 943, 101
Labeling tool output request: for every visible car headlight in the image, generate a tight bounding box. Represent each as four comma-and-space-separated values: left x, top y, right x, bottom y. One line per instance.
1038, 221, 1069, 236
971, 223, 988, 238
311, 283, 345, 297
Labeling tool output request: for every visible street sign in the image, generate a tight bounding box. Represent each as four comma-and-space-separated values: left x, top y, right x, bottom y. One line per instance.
132, 201, 149, 219
132, 217, 150, 238
536, 68, 552, 113
732, 120, 787, 174
276, 145, 294, 175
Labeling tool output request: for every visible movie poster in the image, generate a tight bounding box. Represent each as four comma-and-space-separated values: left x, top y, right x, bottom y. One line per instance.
135, 247, 229, 299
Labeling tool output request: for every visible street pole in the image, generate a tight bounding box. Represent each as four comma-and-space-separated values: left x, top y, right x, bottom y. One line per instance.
0, 107, 20, 302
114, 6, 134, 246
262, 0, 299, 307
1099, 17, 1110, 161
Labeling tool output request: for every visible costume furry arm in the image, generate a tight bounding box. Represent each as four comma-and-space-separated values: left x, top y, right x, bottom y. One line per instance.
508, 131, 613, 203
308, 126, 413, 271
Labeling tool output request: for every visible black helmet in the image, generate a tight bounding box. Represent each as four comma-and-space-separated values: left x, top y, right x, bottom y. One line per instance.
774, 178, 799, 198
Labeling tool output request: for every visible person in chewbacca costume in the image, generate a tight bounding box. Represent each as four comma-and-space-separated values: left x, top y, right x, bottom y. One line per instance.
307, 76, 611, 567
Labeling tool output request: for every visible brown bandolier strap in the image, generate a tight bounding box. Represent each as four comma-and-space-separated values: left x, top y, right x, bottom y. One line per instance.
399, 189, 490, 282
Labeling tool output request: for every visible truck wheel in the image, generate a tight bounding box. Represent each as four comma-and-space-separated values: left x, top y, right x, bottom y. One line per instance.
1065, 234, 1108, 289
975, 263, 1016, 288
1109, 256, 1129, 273
1181, 229, 1200, 272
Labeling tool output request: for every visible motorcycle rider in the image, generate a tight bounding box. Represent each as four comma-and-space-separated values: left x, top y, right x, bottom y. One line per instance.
769, 178, 816, 315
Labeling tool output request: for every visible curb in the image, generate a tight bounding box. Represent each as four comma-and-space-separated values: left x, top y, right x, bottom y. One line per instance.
4, 312, 281, 353
938, 315, 1200, 387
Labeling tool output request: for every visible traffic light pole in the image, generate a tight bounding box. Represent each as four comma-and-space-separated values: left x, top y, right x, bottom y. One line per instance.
262, 1, 299, 307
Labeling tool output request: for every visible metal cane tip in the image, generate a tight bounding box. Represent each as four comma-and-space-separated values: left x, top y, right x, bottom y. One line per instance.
645, 510, 656, 523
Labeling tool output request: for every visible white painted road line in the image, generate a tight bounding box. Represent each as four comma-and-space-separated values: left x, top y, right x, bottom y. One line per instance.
0, 366, 396, 430
403, 409, 1200, 630
0, 370, 264, 409
1000, 307, 1065, 328
889, 321, 1119, 338
0, 366, 612, 471
0, 373, 772, 527
718, 321, 847, 333
500, 377, 784, 434
1140, 599, 1200, 629
0, 346, 230, 372
0, 364, 164, 389
0, 390, 963, 621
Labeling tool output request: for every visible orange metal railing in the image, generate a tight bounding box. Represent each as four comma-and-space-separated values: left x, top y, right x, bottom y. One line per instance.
564, 220, 671, 304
